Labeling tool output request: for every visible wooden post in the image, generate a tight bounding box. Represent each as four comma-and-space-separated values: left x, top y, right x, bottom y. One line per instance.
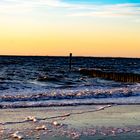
69, 53, 72, 70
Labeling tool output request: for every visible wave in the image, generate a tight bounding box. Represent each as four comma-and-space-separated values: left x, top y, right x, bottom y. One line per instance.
0, 85, 140, 102
1, 96, 140, 109
0, 83, 140, 109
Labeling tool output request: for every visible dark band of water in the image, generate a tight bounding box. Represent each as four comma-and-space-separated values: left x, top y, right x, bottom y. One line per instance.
0, 56, 140, 108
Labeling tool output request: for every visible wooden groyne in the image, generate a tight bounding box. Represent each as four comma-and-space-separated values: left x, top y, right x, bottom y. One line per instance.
80, 69, 140, 83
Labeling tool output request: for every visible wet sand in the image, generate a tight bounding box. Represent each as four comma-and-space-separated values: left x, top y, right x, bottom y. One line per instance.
0, 105, 140, 139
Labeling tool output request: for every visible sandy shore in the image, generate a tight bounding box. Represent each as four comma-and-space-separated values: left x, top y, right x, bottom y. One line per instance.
0, 105, 140, 139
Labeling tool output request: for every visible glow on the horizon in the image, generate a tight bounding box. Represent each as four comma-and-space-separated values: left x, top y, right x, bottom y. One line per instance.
0, 0, 140, 57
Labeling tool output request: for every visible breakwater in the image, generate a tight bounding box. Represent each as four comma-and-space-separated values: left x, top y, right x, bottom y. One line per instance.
80, 69, 140, 83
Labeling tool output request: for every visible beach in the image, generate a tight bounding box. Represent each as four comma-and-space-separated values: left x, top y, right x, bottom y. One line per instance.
0, 105, 140, 139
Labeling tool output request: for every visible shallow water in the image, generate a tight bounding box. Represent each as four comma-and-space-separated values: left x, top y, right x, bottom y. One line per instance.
0, 56, 140, 108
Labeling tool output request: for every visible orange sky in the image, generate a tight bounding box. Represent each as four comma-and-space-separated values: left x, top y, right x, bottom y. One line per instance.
0, 0, 140, 57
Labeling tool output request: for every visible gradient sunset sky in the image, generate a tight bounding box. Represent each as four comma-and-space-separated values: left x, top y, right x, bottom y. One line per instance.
0, 0, 140, 57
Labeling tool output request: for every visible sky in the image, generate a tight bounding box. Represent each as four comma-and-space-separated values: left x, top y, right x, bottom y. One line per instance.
0, 0, 140, 57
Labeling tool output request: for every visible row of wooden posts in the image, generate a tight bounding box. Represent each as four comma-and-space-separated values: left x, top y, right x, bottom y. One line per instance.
69, 53, 140, 83
80, 69, 140, 83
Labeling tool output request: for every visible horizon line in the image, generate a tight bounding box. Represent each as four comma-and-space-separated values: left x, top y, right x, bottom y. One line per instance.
0, 54, 139, 59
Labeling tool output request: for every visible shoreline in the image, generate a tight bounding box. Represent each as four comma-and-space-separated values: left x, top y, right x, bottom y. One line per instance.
1, 103, 140, 110
0, 105, 140, 139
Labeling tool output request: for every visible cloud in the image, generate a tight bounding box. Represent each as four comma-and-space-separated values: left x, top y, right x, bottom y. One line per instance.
0, 0, 34, 14
68, 3, 140, 18
0, 0, 139, 18
0, 0, 67, 15
133, 19, 140, 23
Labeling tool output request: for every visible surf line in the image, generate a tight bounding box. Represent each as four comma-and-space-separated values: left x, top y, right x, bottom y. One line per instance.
41, 104, 112, 120
1, 105, 113, 125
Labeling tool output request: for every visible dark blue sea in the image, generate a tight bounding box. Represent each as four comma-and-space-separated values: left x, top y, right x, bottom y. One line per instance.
0, 56, 140, 108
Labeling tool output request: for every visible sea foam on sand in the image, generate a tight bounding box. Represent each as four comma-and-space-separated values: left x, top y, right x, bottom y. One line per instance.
0, 105, 140, 139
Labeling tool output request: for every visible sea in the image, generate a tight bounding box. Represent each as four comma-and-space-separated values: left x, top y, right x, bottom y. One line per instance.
0, 56, 140, 108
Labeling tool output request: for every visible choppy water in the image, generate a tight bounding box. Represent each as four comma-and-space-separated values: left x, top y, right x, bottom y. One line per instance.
0, 56, 140, 108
